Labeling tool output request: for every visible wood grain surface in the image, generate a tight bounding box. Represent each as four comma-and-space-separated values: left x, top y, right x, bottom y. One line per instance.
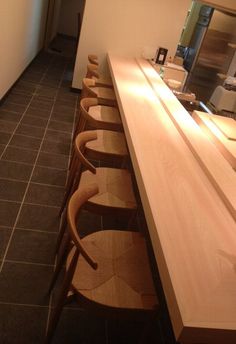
107, 53, 236, 344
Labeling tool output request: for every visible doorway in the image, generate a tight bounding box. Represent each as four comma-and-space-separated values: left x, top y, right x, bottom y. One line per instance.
177, 1, 236, 103
44, 0, 86, 52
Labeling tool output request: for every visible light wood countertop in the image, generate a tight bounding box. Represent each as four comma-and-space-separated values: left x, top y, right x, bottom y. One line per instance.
192, 111, 236, 171
107, 53, 236, 344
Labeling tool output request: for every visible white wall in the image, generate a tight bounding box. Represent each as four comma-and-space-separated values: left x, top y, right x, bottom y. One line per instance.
0, 1, 49, 100
58, 0, 85, 37
72, 0, 192, 89
51, 0, 62, 41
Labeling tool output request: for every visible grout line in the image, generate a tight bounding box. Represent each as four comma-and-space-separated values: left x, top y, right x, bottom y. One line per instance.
0, 160, 67, 172
0, 159, 34, 167
0, 177, 66, 188
1, 143, 71, 158
4, 259, 54, 267
0, 94, 36, 160
12, 227, 59, 234
0, 301, 49, 309
1, 143, 39, 153
20, 201, 60, 209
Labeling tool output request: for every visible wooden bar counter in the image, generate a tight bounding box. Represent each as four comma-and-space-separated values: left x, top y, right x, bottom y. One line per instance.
107, 53, 236, 344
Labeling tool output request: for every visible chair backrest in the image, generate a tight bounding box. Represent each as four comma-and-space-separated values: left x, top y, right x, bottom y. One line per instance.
86, 63, 99, 79
79, 97, 100, 131
74, 130, 97, 174
88, 54, 99, 65
81, 78, 97, 99
67, 184, 99, 269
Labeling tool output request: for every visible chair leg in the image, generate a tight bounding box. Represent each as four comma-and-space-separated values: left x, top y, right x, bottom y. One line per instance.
59, 156, 77, 216
55, 210, 68, 255
45, 249, 79, 344
73, 115, 86, 140
48, 234, 72, 294
57, 172, 81, 255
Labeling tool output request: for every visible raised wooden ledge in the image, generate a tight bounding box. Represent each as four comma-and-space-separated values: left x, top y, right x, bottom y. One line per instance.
137, 58, 236, 221
107, 53, 236, 344
192, 111, 236, 171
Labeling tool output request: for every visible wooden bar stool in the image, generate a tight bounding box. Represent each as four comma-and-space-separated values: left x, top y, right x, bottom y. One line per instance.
61, 129, 132, 215
55, 129, 133, 255
86, 63, 113, 88
46, 184, 159, 344
81, 78, 117, 106
88, 54, 98, 65
74, 97, 123, 137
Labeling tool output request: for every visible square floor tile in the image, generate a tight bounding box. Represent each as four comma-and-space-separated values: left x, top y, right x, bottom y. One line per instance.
0, 161, 33, 181
40, 80, 60, 88
0, 110, 22, 122
0, 179, 27, 202
21, 115, 48, 128
0, 261, 52, 305
30, 99, 54, 111
51, 111, 74, 124
36, 86, 57, 99
57, 90, 78, 101
48, 120, 73, 133
16, 124, 45, 139
7, 229, 57, 264
0, 226, 12, 259
41, 139, 71, 156
22, 72, 42, 83
6, 94, 32, 105
1, 102, 26, 114
0, 144, 5, 155
25, 106, 51, 119
37, 152, 69, 170
0, 120, 17, 134
17, 203, 60, 232
44, 129, 71, 144
0, 201, 20, 227
12, 80, 37, 96
0, 304, 48, 344
9, 134, 41, 150
32, 166, 67, 186
0, 132, 11, 144
2, 146, 38, 164
25, 183, 64, 206
53, 104, 75, 117
54, 99, 75, 109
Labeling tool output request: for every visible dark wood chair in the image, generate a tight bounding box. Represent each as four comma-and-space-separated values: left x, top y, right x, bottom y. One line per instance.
46, 184, 159, 344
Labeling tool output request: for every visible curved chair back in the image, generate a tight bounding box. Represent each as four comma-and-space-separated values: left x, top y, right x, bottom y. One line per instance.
67, 184, 99, 269
86, 63, 99, 79
81, 78, 97, 98
88, 54, 98, 65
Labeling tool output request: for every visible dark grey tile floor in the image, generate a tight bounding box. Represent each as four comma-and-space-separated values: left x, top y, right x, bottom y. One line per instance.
0, 36, 171, 344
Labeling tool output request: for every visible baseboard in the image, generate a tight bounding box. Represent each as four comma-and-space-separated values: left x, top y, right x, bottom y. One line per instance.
57, 33, 77, 41
70, 87, 81, 94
